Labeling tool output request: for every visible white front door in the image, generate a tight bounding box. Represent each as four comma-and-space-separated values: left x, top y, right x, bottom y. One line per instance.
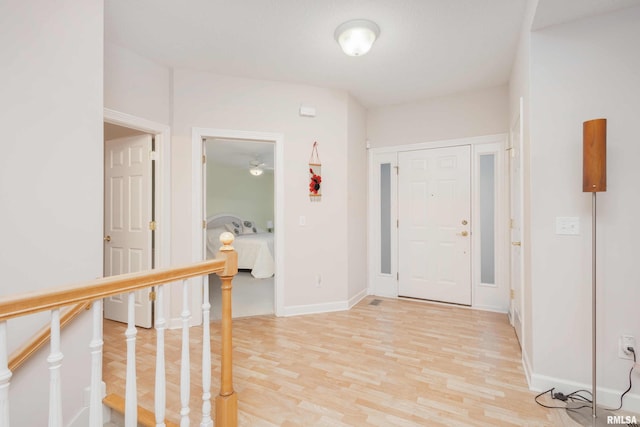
104, 134, 154, 328
509, 107, 524, 345
398, 145, 472, 305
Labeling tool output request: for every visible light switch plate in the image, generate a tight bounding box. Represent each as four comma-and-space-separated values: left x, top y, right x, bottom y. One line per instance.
556, 217, 580, 235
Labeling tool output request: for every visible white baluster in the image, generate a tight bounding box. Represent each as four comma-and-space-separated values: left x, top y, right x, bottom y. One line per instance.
89, 301, 104, 427
200, 277, 212, 427
125, 293, 138, 427
155, 286, 167, 427
48, 309, 63, 427
0, 321, 12, 426
180, 280, 191, 427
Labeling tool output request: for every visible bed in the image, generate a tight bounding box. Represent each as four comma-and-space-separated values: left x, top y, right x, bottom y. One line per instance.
206, 213, 274, 279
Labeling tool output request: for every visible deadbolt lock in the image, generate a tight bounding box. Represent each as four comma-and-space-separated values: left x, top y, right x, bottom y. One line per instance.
462, 220, 468, 225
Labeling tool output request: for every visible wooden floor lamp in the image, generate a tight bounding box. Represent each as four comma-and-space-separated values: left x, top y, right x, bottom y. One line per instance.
567, 118, 613, 425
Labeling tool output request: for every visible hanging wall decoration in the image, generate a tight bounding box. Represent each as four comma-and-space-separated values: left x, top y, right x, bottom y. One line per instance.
309, 141, 322, 202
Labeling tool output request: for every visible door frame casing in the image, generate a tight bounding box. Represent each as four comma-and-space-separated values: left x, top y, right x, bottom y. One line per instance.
103, 108, 172, 324
192, 127, 284, 317
104, 108, 171, 270
509, 96, 525, 344
367, 133, 509, 311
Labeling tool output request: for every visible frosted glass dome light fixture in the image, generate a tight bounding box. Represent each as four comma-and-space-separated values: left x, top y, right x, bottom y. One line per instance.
249, 166, 264, 176
334, 19, 380, 56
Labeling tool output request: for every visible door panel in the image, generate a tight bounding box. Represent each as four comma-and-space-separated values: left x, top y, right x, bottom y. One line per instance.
398, 145, 471, 305
104, 134, 153, 328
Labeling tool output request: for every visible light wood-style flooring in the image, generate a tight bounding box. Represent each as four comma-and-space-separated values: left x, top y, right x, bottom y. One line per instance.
104, 296, 576, 426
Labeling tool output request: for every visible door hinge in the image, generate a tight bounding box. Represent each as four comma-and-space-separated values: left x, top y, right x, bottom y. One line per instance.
510, 289, 515, 299
203, 220, 206, 229
202, 155, 206, 164
397, 219, 399, 228
149, 220, 157, 231
150, 150, 158, 161
510, 218, 514, 229
149, 290, 156, 302
397, 272, 399, 281
394, 165, 399, 174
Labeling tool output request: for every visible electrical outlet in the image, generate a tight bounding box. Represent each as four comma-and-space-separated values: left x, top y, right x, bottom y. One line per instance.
619, 335, 636, 360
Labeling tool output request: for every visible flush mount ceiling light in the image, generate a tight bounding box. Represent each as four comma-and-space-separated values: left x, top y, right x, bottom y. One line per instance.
334, 19, 380, 56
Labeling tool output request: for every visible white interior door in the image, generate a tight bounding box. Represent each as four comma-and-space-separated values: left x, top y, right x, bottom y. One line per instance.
509, 106, 524, 345
398, 145, 471, 305
104, 134, 153, 328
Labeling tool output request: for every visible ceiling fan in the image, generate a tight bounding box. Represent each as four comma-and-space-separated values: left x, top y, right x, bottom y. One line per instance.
249, 159, 265, 176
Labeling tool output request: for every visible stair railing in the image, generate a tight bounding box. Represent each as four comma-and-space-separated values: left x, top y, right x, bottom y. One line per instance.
0, 233, 238, 427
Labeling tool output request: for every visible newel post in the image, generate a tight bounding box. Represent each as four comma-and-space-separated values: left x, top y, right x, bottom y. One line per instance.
215, 232, 238, 427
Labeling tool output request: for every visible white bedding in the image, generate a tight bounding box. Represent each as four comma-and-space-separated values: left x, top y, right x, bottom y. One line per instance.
207, 229, 274, 279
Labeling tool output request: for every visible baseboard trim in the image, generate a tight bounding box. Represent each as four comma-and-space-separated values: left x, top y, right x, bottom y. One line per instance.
529, 372, 640, 413
66, 406, 89, 427
521, 349, 533, 389
67, 382, 107, 427
282, 300, 349, 317
348, 289, 368, 309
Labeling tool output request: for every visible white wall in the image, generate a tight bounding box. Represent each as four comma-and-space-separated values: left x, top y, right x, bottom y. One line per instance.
366, 85, 509, 148
104, 42, 172, 125
347, 95, 368, 303
528, 6, 640, 409
0, 0, 103, 423
172, 70, 359, 311
206, 163, 274, 229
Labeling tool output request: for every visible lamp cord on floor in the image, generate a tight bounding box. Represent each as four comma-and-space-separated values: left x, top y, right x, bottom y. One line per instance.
535, 347, 635, 414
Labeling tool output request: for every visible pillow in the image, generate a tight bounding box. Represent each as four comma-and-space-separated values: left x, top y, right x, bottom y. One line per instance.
224, 221, 243, 235
241, 220, 257, 234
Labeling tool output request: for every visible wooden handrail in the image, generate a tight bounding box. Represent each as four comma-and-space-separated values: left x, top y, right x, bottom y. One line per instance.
0, 258, 226, 321
0, 239, 238, 426
8, 301, 90, 372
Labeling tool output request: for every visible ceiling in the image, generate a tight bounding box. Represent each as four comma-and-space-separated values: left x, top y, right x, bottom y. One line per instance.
205, 138, 274, 170
532, 0, 640, 30
104, 0, 640, 109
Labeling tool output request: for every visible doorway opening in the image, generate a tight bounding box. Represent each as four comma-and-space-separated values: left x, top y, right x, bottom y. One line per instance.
103, 109, 171, 328
192, 128, 284, 317
368, 134, 508, 312
204, 137, 275, 318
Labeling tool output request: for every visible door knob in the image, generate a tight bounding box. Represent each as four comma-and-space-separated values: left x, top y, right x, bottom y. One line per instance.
104, 235, 111, 242
458, 231, 469, 237
511, 241, 521, 246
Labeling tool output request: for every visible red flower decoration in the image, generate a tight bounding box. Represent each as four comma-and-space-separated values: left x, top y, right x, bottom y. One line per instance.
309, 168, 322, 194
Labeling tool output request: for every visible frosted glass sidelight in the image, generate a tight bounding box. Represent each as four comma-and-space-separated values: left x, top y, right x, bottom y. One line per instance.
480, 155, 496, 284
380, 163, 392, 274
